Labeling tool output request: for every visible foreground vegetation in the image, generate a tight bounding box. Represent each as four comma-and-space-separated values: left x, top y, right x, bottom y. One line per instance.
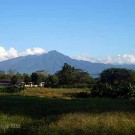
0, 88, 135, 135
1, 64, 135, 134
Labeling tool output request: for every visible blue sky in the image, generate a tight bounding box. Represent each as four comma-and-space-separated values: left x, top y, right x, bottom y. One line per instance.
0, 0, 135, 63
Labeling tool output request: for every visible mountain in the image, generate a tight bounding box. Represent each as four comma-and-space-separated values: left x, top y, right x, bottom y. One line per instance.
0, 50, 130, 77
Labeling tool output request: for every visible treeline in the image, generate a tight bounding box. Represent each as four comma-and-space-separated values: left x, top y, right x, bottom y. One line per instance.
0, 69, 48, 85
0, 63, 135, 98
0, 63, 93, 88
45, 63, 93, 88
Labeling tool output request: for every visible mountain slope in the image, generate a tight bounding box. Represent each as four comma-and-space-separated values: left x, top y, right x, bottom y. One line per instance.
0, 50, 116, 77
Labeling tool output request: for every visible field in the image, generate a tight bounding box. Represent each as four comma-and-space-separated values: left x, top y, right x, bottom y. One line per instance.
0, 88, 135, 135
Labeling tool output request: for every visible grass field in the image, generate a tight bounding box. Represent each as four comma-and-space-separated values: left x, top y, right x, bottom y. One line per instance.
0, 88, 135, 135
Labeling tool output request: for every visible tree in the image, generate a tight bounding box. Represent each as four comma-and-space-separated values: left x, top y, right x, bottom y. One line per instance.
31, 73, 39, 85
31, 72, 46, 85
44, 75, 59, 88
37, 74, 46, 83
0, 70, 7, 80
75, 69, 93, 87
56, 63, 77, 85
50, 75, 59, 87
11, 75, 18, 85
92, 68, 135, 98
23, 73, 31, 84
56, 63, 93, 88
100, 68, 135, 85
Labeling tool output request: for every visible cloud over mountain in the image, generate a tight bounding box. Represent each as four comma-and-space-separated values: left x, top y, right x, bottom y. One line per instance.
20, 47, 47, 56
0, 46, 47, 61
73, 54, 135, 64
0, 46, 135, 65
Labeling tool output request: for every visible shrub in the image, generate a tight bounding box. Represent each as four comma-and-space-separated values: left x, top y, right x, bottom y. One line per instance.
91, 82, 135, 98
91, 68, 135, 98
0, 85, 6, 92
3, 85, 25, 93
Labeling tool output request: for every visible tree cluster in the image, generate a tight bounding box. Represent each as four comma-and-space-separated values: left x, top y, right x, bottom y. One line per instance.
0, 70, 49, 85
0, 64, 93, 89
91, 68, 135, 98
45, 63, 93, 88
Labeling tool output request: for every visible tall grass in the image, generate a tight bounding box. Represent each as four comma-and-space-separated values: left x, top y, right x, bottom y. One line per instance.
0, 88, 135, 135
21, 87, 90, 99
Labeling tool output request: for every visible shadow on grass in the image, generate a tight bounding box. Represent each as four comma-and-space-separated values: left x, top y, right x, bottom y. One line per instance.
0, 95, 135, 119
63, 91, 91, 98
0, 95, 135, 135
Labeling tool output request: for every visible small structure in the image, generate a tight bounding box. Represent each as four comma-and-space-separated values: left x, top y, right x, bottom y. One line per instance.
39, 82, 45, 87
25, 82, 33, 87
0, 80, 11, 85
24, 82, 45, 87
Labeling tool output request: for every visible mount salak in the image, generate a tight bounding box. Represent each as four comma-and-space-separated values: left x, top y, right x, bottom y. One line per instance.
0, 50, 135, 77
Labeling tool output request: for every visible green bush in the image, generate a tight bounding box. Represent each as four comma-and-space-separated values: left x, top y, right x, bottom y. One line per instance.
0, 85, 6, 92
3, 85, 25, 93
91, 68, 135, 98
91, 82, 135, 98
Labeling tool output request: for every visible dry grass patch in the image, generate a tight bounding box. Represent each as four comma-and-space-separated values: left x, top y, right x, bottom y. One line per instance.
51, 112, 135, 135
21, 88, 89, 99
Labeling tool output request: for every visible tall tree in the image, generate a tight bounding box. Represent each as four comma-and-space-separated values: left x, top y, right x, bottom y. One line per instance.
56, 63, 76, 85
23, 73, 31, 84
11, 75, 18, 85
56, 63, 93, 87
31, 73, 39, 85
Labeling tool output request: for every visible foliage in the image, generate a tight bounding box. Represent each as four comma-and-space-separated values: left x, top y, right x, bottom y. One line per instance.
55, 63, 93, 88
23, 73, 31, 84
51, 75, 59, 87
0, 64, 93, 89
31, 73, 39, 85
11, 75, 18, 85
2, 85, 25, 93
92, 68, 135, 98
56, 63, 76, 85
100, 68, 135, 85
0, 85, 6, 92
31, 72, 47, 85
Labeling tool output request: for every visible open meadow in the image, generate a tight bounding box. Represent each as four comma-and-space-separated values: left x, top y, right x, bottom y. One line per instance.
0, 88, 135, 135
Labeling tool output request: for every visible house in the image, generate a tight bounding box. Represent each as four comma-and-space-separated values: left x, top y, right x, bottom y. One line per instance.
24, 82, 33, 87
24, 82, 45, 87
0, 80, 11, 85
39, 82, 45, 87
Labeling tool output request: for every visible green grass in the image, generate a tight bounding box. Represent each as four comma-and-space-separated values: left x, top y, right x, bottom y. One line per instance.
0, 88, 135, 135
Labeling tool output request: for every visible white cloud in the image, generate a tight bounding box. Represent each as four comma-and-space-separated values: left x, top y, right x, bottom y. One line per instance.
7, 48, 18, 58
1, 45, 135, 65
103, 55, 135, 64
20, 47, 47, 56
73, 55, 100, 63
0, 46, 47, 62
73, 54, 135, 64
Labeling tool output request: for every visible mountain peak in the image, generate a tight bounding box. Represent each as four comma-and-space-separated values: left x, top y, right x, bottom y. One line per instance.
0, 50, 127, 77
48, 50, 59, 53
47, 50, 66, 57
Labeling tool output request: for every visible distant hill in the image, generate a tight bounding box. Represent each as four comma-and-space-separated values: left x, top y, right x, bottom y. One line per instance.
0, 50, 134, 77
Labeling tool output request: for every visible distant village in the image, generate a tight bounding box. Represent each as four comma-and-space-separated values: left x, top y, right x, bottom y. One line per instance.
0, 69, 48, 88
0, 63, 93, 89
